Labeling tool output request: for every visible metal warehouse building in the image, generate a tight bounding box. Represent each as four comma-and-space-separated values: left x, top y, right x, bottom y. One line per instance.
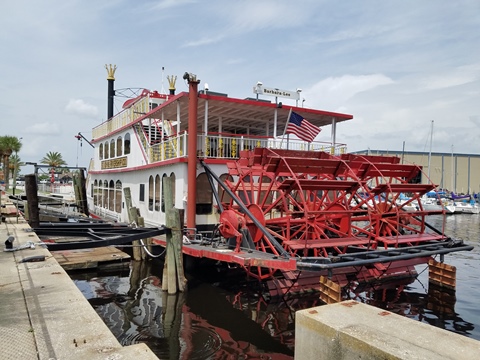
353, 150, 480, 195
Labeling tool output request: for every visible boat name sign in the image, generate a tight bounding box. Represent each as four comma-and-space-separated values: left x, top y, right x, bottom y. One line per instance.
101, 156, 128, 170
253, 84, 300, 100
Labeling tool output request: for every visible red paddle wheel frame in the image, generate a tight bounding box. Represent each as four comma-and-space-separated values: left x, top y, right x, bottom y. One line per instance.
218, 148, 444, 280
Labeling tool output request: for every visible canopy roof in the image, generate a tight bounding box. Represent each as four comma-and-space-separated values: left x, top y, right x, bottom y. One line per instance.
148, 91, 353, 137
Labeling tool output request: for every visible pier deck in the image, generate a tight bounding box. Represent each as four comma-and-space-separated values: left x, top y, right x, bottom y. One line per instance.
0, 201, 158, 359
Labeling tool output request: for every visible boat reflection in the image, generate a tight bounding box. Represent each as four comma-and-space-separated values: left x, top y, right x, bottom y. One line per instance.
71, 258, 475, 359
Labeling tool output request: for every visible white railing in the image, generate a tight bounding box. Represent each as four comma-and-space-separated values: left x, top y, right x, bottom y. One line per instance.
92, 96, 150, 139
147, 132, 346, 163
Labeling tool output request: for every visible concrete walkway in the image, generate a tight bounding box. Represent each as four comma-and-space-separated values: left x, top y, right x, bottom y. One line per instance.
0, 200, 158, 359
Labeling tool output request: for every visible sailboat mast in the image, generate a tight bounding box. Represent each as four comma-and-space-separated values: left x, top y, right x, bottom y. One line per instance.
427, 120, 433, 179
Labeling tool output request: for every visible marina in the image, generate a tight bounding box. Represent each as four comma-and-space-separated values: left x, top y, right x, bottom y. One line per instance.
70, 214, 480, 358
81, 67, 474, 297
2, 183, 480, 359
71, 214, 480, 359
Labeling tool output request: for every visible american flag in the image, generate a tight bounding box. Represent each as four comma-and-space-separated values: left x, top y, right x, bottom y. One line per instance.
285, 111, 321, 142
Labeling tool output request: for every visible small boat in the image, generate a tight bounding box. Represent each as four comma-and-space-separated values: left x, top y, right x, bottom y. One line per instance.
420, 196, 444, 212
453, 200, 480, 214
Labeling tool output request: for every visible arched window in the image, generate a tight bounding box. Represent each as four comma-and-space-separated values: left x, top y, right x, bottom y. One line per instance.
97, 179, 103, 207
104, 142, 109, 159
110, 139, 115, 158
196, 173, 212, 214
219, 174, 233, 206
116, 136, 123, 156
93, 180, 98, 205
115, 180, 122, 213
170, 172, 176, 206
161, 174, 168, 212
109, 180, 115, 211
124, 133, 131, 155
99, 144, 104, 160
155, 174, 160, 211
103, 180, 108, 208
148, 175, 154, 211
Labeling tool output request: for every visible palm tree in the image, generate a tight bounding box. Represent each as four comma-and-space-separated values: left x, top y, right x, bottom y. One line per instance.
0, 135, 22, 190
40, 151, 67, 182
9, 154, 24, 195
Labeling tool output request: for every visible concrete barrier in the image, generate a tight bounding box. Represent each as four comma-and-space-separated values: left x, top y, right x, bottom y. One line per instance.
295, 300, 480, 360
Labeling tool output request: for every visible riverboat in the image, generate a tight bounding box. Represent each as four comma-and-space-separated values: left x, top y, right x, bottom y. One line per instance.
85, 66, 472, 290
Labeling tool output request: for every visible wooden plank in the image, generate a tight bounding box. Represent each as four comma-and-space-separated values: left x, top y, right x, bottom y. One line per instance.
284, 237, 371, 250
52, 247, 130, 270
319, 276, 342, 304
429, 258, 456, 289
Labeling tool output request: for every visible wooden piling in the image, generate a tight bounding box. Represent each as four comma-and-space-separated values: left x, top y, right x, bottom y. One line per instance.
137, 216, 151, 260
162, 176, 186, 294
73, 171, 88, 216
25, 174, 40, 228
123, 187, 142, 261
78, 169, 89, 216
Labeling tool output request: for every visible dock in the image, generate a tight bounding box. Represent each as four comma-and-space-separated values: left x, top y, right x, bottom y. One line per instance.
51, 247, 131, 270
0, 198, 158, 359
295, 300, 480, 360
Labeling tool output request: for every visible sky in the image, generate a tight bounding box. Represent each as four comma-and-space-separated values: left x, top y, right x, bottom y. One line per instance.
1, 0, 479, 172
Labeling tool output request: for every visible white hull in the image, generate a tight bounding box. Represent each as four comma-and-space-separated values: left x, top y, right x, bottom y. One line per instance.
453, 202, 480, 214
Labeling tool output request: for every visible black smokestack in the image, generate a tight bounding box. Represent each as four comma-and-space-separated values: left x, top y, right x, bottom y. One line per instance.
105, 64, 117, 119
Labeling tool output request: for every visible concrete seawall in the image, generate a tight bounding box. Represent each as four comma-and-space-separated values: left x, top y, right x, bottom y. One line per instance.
295, 300, 480, 360
0, 203, 159, 359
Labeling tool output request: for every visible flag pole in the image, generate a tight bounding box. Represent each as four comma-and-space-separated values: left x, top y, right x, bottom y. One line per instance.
279, 108, 293, 149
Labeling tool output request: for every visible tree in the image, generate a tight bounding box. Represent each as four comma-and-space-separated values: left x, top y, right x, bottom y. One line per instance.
40, 151, 67, 182
0, 135, 22, 190
9, 154, 24, 195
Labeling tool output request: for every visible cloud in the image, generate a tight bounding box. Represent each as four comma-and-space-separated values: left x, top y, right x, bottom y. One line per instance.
24, 123, 61, 136
65, 99, 98, 118
182, 1, 313, 47
418, 63, 480, 90
304, 74, 394, 110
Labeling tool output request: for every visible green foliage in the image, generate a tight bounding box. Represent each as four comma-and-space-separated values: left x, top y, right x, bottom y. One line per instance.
40, 151, 67, 168
0, 135, 23, 190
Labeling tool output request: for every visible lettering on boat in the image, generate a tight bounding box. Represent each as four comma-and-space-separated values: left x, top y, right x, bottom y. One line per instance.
101, 156, 127, 169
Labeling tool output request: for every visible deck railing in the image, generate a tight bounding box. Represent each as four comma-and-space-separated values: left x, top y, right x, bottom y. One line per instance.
148, 132, 346, 163
92, 96, 150, 139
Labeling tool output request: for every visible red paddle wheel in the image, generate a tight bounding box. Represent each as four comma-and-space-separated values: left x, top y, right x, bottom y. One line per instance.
217, 148, 444, 280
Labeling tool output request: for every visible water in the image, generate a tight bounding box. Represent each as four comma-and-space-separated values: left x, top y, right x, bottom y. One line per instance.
71, 215, 480, 359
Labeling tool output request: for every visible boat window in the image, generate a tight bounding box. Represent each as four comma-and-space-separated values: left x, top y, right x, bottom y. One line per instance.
196, 173, 212, 214
109, 180, 115, 211
170, 172, 176, 205
93, 180, 98, 205
103, 180, 108, 208
104, 142, 109, 159
149, 175, 154, 211
110, 139, 115, 158
99, 144, 104, 160
155, 174, 160, 211
97, 179, 102, 207
139, 183, 145, 202
161, 174, 167, 212
115, 180, 122, 213
218, 174, 233, 206
124, 133, 131, 155
116, 136, 122, 156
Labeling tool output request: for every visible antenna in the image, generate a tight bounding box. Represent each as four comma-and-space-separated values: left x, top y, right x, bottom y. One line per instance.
161, 66, 165, 94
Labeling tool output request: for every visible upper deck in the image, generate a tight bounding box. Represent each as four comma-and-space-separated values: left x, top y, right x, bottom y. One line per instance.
91, 89, 353, 164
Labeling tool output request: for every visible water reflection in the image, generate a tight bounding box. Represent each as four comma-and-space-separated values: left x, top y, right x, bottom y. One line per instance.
71, 214, 480, 358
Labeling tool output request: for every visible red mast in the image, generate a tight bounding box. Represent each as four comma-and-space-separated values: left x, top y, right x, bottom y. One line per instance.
184, 72, 200, 232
